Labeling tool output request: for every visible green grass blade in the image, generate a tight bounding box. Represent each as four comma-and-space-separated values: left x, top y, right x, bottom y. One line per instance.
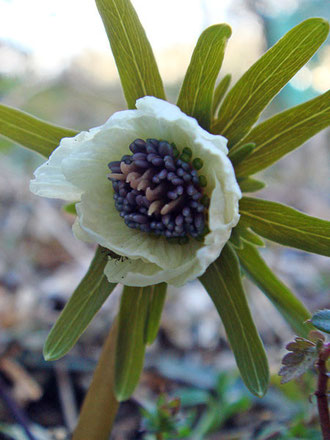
177, 24, 231, 129
95, 0, 165, 109
144, 283, 167, 345
236, 241, 312, 337
199, 244, 269, 397
234, 90, 330, 176
239, 197, 330, 256
213, 73, 231, 115
44, 247, 116, 361
115, 285, 150, 401
212, 18, 329, 146
0, 103, 77, 158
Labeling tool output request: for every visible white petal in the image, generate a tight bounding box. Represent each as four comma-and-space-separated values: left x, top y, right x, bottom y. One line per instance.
30, 129, 100, 201
104, 258, 163, 287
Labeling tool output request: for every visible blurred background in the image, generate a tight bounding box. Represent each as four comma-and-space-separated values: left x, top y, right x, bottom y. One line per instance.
0, 0, 329, 439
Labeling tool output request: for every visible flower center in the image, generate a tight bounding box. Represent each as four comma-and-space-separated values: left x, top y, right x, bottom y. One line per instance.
107, 139, 209, 243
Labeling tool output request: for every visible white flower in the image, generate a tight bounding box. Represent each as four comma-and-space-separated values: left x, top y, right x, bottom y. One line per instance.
30, 97, 241, 286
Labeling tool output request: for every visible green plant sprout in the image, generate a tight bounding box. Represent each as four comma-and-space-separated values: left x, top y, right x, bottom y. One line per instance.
0, 0, 329, 438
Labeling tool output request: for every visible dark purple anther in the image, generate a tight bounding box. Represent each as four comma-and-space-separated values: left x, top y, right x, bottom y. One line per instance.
121, 155, 132, 164
108, 160, 121, 169
187, 185, 196, 196
152, 157, 164, 167
164, 158, 175, 171
175, 215, 184, 226
146, 144, 157, 154
133, 152, 147, 161
133, 214, 148, 224
134, 160, 149, 168
158, 169, 168, 179
129, 139, 147, 153
147, 138, 159, 147
112, 181, 119, 191
109, 138, 208, 241
159, 142, 173, 156
167, 191, 178, 200
147, 153, 158, 162
192, 192, 202, 201
142, 197, 151, 208
136, 195, 144, 205
182, 207, 190, 217
167, 172, 176, 181
194, 214, 204, 230
127, 192, 136, 205
183, 174, 192, 182
172, 177, 184, 186
162, 214, 171, 226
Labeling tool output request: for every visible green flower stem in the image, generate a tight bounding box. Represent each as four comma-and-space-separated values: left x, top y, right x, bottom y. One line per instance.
73, 319, 119, 440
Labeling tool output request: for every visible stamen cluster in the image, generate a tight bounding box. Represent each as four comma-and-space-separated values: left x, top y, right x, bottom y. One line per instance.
108, 139, 209, 242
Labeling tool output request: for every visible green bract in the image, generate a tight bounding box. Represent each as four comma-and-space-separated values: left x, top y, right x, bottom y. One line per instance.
0, 1, 329, 438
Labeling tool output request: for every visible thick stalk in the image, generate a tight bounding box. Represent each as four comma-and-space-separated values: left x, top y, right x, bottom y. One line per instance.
315, 343, 330, 440
72, 319, 119, 440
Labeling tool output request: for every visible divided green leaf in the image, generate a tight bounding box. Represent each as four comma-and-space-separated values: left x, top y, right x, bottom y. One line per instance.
199, 244, 269, 397
279, 337, 317, 384
239, 197, 330, 257
236, 241, 311, 337
212, 18, 329, 146
95, 0, 165, 109
44, 246, 116, 361
234, 90, 330, 176
177, 24, 231, 130
0, 103, 77, 158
